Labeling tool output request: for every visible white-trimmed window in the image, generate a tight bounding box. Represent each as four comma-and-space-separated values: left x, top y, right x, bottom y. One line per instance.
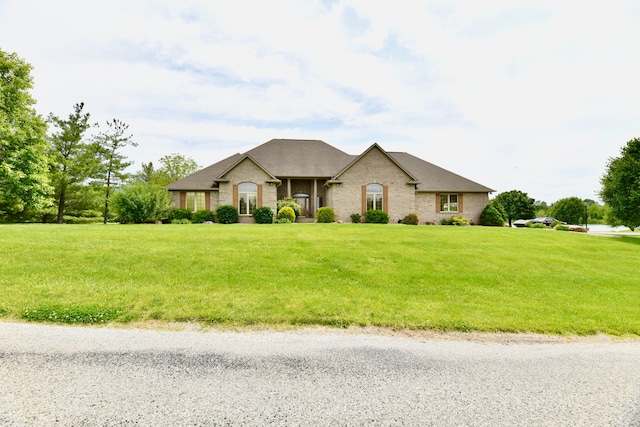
186, 192, 205, 212
238, 182, 257, 215
366, 183, 384, 211
440, 194, 458, 212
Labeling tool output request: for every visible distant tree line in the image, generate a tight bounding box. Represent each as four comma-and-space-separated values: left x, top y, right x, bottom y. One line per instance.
0, 49, 199, 224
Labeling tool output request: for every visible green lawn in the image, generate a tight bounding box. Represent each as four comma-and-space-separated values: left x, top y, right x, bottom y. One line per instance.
1, 223, 639, 335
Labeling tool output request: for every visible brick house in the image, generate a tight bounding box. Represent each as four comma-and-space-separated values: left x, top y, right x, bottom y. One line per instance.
167, 139, 494, 224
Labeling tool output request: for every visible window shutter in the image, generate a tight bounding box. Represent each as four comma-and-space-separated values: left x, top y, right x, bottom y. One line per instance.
362, 185, 366, 215
436, 194, 440, 213
258, 184, 263, 207
205, 192, 211, 211
458, 194, 463, 213
233, 185, 238, 208
180, 192, 186, 209
383, 186, 389, 213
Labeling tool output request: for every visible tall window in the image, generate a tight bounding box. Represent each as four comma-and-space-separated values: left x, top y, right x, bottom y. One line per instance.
366, 184, 383, 211
440, 194, 458, 212
238, 182, 257, 215
186, 192, 205, 212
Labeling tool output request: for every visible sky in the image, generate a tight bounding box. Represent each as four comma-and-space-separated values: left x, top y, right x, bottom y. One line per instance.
2, 0, 640, 204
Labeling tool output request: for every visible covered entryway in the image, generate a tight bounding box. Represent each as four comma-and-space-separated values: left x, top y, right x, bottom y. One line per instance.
294, 193, 309, 216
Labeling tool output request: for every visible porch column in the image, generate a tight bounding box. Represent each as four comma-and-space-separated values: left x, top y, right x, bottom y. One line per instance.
287, 179, 291, 198
312, 179, 317, 216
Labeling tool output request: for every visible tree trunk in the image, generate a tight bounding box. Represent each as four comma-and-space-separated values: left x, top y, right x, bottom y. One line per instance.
103, 169, 112, 224
56, 189, 66, 224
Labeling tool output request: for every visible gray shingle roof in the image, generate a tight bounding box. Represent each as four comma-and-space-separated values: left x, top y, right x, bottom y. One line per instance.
167, 139, 494, 193
244, 139, 355, 177
389, 152, 494, 193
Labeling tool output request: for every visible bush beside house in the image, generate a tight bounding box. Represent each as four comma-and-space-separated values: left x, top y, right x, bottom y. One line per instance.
253, 207, 274, 224
316, 207, 335, 223
277, 206, 296, 222
216, 205, 239, 224
365, 209, 389, 224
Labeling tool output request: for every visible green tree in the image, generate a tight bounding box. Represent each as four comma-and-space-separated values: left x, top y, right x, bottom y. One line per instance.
95, 119, 137, 223
600, 138, 640, 230
112, 183, 170, 223
549, 197, 585, 225
493, 190, 536, 227
134, 154, 199, 186
0, 50, 51, 219
47, 102, 100, 223
133, 162, 157, 185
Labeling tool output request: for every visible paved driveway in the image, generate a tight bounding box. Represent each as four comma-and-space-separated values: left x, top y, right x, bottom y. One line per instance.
1, 322, 639, 426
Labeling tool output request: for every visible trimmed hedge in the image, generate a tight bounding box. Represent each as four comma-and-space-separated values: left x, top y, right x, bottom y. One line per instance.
277, 206, 296, 222
192, 210, 214, 223
169, 208, 192, 221
316, 207, 335, 223
480, 204, 505, 226
215, 205, 239, 224
365, 209, 389, 224
253, 206, 274, 224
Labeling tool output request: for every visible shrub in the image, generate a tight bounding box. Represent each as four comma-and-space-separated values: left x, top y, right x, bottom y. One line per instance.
554, 224, 570, 231
549, 220, 562, 228
253, 206, 274, 224
442, 216, 469, 226
216, 205, 239, 224
527, 222, 545, 229
192, 210, 214, 224
112, 184, 171, 224
350, 213, 362, 223
62, 215, 103, 224
480, 204, 505, 226
452, 216, 469, 226
365, 209, 389, 224
277, 198, 301, 217
169, 208, 192, 221
275, 218, 292, 224
402, 213, 419, 225
316, 207, 335, 223
171, 218, 191, 224
277, 206, 296, 222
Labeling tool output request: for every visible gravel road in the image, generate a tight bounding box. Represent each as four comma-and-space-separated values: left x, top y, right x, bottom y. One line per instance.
1, 322, 639, 426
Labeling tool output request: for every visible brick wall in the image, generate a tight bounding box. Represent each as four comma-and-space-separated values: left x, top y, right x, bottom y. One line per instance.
219, 158, 278, 223
330, 147, 416, 223
416, 192, 489, 225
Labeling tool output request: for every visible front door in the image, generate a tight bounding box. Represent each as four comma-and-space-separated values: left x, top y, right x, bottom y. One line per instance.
294, 193, 309, 216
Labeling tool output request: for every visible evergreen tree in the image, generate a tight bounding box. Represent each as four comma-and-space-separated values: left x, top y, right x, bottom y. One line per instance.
95, 119, 137, 223
47, 102, 100, 223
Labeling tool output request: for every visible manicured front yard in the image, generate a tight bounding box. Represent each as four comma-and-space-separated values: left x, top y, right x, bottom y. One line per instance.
1, 223, 638, 335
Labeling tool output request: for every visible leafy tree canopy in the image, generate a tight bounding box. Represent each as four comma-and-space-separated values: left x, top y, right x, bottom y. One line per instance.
549, 197, 586, 225
0, 49, 51, 218
600, 137, 640, 231
134, 153, 199, 187
493, 190, 536, 227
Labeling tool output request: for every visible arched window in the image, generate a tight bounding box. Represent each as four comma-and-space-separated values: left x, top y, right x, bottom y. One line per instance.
366, 183, 383, 211
238, 182, 257, 215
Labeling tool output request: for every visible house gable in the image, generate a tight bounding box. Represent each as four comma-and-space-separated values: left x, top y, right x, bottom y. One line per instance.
328, 144, 417, 221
